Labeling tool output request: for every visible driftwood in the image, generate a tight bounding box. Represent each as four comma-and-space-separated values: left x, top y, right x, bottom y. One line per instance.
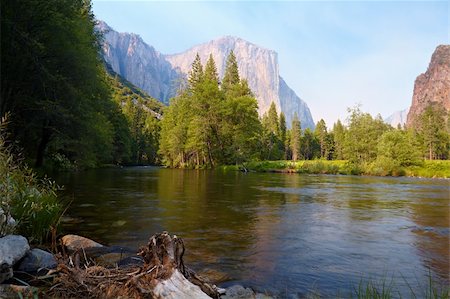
46, 232, 219, 299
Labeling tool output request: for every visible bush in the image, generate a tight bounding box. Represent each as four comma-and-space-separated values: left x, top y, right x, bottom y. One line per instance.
0, 116, 63, 244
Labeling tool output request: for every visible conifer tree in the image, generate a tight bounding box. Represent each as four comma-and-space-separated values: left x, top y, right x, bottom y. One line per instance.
314, 119, 328, 159
290, 114, 301, 161
204, 54, 219, 85
188, 53, 203, 91
222, 50, 240, 93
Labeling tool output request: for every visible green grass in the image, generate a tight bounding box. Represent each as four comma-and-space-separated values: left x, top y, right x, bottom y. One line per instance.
220, 160, 450, 179
1, 117, 64, 244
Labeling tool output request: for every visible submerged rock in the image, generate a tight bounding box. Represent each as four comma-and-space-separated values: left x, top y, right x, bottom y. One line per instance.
16, 248, 57, 273
221, 285, 255, 299
61, 234, 103, 251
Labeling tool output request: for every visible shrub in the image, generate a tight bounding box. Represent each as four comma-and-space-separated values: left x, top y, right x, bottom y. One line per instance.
0, 116, 63, 243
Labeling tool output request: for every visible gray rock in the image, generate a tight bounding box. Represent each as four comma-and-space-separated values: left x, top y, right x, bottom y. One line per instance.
0, 235, 29, 283
0, 208, 16, 236
221, 285, 256, 299
61, 234, 103, 251
16, 248, 57, 273
0, 235, 29, 266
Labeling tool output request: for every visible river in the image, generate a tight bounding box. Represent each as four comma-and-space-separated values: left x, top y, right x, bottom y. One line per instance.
56, 167, 449, 297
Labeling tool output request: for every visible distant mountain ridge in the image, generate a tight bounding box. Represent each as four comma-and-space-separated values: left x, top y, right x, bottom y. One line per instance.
97, 21, 315, 129
384, 109, 408, 128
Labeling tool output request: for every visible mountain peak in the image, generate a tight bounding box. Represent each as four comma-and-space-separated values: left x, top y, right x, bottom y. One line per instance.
406, 44, 450, 127
98, 21, 315, 129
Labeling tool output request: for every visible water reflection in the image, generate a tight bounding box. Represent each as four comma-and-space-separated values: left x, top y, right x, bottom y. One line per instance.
57, 168, 449, 297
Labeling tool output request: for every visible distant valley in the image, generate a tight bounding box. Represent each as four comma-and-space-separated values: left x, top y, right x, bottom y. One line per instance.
97, 21, 315, 129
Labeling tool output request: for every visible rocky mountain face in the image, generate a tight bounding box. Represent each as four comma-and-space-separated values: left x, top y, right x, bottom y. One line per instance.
406, 45, 450, 127
385, 109, 408, 128
97, 21, 179, 104
97, 22, 315, 129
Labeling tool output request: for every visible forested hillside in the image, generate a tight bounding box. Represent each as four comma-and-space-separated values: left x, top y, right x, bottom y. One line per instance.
1, 0, 161, 169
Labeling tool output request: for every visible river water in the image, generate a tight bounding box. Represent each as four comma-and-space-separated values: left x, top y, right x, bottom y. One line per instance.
56, 167, 449, 297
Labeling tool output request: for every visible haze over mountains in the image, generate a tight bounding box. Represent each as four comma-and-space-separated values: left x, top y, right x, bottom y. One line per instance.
97, 21, 315, 129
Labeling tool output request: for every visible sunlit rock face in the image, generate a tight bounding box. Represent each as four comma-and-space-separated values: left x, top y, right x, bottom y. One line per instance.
98, 22, 315, 128
385, 109, 408, 128
97, 21, 179, 104
406, 45, 450, 127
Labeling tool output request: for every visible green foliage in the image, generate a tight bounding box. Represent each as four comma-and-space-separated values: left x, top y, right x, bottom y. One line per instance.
332, 119, 346, 160
159, 53, 261, 168
376, 130, 422, 168
415, 103, 449, 160
0, 118, 63, 244
290, 114, 302, 161
1, 0, 116, 168
343, 106, 390, 164
221, 50, 240, 94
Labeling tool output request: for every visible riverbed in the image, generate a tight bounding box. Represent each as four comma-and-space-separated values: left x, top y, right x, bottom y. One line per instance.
56, 167, 449, 297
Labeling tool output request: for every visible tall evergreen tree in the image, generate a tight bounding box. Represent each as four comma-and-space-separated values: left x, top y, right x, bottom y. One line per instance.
416, 104, 449, 160
332, 120, 345, 160
222, 50, 240, 94
204, 54, 219, 85
314, 119, 328, 159
290, 114, 301, 161
279, 112, 287, 157
188, 53, 204, 91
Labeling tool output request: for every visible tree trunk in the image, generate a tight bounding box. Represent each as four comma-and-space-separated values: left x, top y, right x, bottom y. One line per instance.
35, 122, 51, 168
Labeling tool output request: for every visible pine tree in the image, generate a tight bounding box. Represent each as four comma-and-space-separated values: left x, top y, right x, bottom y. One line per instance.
188, 53, 203, 91
222, 50, 240, 93
279, 112, 287, 158
314, 119, 328, 159
332, 119, 345, 160
290, 114, 301, 161
204, 54, 219, 85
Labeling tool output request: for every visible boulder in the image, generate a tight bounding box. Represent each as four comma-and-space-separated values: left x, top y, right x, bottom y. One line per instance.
61, 234, 103, 251
16, 248, 57, 273
0, 235, 29, 283
221, 285, 256, 299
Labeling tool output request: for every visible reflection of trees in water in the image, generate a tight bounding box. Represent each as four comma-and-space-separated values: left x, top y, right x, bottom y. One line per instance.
156, 169, 262, 273
409, 194, 449, 282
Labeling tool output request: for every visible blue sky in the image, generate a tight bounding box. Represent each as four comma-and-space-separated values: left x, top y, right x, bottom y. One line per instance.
93, 0, 449, 126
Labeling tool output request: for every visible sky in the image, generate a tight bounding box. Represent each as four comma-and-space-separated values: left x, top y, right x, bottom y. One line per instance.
92, 0, 449, 126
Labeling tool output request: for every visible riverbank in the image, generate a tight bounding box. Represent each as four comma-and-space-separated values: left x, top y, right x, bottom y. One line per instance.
219, 160, 450, 178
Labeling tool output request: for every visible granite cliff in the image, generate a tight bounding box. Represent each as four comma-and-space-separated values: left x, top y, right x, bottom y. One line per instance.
385, 109, 408, 128
406, 45, 450, 127
97, 22, 315, 129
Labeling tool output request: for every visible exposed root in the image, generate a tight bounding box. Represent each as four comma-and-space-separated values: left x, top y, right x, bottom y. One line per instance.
45, 232, 219, 298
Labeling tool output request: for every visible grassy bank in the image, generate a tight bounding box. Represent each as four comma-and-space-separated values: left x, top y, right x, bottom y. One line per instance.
220, 160, 450, 178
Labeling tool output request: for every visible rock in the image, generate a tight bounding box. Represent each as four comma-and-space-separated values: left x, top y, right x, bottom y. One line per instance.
16, 248, 57, 273
221, 285, 256, 299
406, 45, 450, 127
0, 208, 16, 236
384, 109, 408, 127
197, 268, 232, 284
61, 234, 103, 251
0, 263, 13, 285
0, 235, 29, 283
